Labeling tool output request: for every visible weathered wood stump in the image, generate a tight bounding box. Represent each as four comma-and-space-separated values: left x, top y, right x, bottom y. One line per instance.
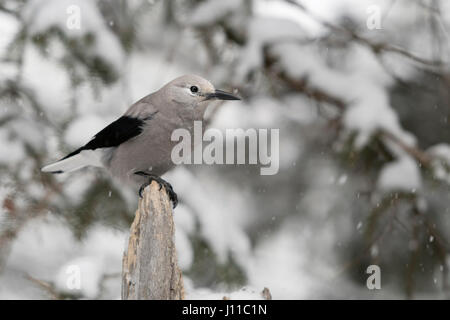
121, 181, 184, 300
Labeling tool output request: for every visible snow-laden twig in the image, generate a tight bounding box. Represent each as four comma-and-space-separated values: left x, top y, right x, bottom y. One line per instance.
267, 60, 433, 168
284, 0, 447, 69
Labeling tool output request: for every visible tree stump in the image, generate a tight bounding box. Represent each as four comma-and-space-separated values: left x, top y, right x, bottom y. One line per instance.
121, 181, 184, 300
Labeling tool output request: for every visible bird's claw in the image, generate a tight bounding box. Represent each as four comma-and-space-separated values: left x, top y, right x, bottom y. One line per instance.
135, 172, 178, 209
138, 182, 149, 198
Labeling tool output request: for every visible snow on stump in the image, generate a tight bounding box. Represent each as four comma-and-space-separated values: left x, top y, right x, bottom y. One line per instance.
121, 181, 184, 300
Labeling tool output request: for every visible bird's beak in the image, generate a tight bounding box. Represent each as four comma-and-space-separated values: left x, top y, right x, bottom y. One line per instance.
205, 89, 241, 101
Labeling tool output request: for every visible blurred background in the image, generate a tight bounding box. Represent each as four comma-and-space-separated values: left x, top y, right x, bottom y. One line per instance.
0, 0, 449, 299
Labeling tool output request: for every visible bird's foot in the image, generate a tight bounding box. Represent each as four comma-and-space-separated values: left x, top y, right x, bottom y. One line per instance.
135, 171, 178, 208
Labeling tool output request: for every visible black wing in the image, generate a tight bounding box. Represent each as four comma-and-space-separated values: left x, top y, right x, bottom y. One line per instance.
62, 116, 146, 160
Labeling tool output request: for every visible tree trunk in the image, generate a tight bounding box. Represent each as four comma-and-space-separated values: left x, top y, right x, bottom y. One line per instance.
121, 181, 184, 300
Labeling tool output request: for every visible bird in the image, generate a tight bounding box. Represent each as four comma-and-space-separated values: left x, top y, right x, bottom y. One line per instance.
41, 75, 241, 208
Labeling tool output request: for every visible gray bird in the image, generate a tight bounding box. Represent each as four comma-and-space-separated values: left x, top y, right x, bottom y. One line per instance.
42, 75, 240, 208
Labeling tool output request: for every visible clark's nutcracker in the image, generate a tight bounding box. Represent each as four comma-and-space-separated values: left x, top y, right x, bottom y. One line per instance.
42, 75, 240, 208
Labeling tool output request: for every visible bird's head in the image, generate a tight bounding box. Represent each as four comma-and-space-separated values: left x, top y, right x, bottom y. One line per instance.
164, 74, 240, 107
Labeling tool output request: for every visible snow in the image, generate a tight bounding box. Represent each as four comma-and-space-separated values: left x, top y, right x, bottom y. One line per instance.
301, 0, 386, 23
343, 90, 399, 148
0, 12, 19, 60
270, 41, 416, 149
127, 52, 189, 103
21, 47, 72, 119
0, 128, 25, 164
0, 185, 12, 234
247, 17, 306, 44
54, 226, 125, 298
10, 118, 46, 151
5, 216, 76, 281
2, 216, 125, 299
60, 172, 97, 205
54, 256, 104, 298
428, 144, 450, 184
188, 0, 243, 26
245, 229, 313, 299
236, 17, 305, 80
22, 0, 124, 67
428, 144, 450, 163
254, 0, 325, 36
377, 156, 422, 192
64, 114, 110, 147
175, 226, 194, 270
76, 82, 128, 116
212, 97, 280, 129
166, 167, 251, 265
174, 204, 196, 234
211, 96, 303, 171
174, 204, 195, 270
254, 0, 402, 39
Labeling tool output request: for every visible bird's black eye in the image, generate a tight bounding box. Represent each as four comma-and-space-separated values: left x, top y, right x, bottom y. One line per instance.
190, 86, 199, 93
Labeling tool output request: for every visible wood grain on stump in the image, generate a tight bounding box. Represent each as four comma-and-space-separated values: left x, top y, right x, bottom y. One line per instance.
121, 181, 184, 300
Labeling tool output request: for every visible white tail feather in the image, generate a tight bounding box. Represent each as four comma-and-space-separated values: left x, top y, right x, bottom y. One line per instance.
41, 150, 104, 173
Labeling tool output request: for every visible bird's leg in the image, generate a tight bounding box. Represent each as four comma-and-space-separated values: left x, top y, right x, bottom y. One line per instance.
134, 171, 178, 208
